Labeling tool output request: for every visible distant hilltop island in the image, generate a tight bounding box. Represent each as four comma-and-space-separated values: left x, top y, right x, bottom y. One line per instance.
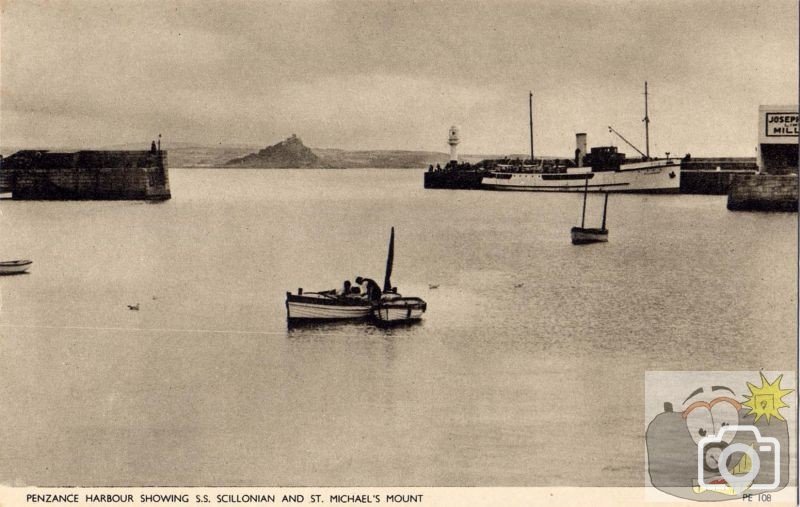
222, 135, 462, 169
225, 134, 321, 168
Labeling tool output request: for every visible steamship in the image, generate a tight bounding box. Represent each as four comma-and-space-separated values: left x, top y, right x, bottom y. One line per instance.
482, 82, 681, 193
481, 142, 681, 194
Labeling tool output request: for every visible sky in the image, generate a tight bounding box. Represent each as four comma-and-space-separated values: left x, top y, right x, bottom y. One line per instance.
1, 0, 797, 156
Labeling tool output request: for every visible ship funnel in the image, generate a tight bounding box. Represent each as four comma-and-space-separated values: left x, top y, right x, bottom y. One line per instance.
575, 133, 587, 167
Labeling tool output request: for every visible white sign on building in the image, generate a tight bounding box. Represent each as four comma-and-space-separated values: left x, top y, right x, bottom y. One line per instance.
765, 112, 799, 137
757, 105, 798, 173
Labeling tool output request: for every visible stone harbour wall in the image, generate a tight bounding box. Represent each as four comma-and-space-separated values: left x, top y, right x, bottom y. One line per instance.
680, 170, 748, 195
424, 168, 488, 189
727, 174, 798, 212
2, 150, 170, 200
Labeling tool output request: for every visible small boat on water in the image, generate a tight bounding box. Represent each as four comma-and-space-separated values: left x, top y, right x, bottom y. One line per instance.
571, 225, 608, 245
285, 288, 372, 324
0, 259, 33, 275
372, 294, 427, 324
571, 180, 609, 245
285, 227, 427, 326
371, 228, 427, 325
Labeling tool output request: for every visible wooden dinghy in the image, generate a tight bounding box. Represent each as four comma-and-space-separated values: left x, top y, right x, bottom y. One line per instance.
0, 259, 33, 275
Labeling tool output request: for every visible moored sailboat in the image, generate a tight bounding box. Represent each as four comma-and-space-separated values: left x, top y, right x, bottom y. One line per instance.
571, 180, 609, 245
285, 227, 426, 326
371, 227, 427, 325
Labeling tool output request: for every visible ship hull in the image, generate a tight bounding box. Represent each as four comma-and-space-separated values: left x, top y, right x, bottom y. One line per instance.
571, 227, 609, 245
286, 293, 372, 323
481, 160, 680, 193
372, 297, 427, 325
0, 260, 33, 275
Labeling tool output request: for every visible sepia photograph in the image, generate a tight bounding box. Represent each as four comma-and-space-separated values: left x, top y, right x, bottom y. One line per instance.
0, 0, 797, 505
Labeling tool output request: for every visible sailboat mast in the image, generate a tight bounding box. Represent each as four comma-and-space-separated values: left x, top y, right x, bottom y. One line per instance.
601, 193, 609, 230
581, 179, 588, 228
529, 91, 534, 164
643, 81, 650, 160
383, 227, 395, 293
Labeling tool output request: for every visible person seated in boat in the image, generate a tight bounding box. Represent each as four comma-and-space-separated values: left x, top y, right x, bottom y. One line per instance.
355, 276, 368, 297
341, 280, 352, 295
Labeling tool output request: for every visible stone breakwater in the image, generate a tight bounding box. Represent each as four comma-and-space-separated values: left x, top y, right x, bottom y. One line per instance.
680, 157, 758, 195
1, 150, 170, 200
727, 174, 798, 212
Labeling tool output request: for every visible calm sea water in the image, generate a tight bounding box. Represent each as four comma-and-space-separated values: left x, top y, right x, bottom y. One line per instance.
0, 169, 795, 486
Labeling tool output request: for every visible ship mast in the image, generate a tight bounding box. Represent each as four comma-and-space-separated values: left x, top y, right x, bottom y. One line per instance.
529, 91, 534, 164
643, 81, 650, 160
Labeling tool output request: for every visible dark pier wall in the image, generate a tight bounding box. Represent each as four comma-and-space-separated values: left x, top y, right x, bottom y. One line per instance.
682, 157, 757, 171
1, 150, 171, 200
680, 171, 753, 195
727, 174, 798, 212
424, 168, 487, 189
679, 158, 758, 195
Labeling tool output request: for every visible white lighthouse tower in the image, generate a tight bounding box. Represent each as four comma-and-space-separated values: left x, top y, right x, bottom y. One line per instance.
448, 125, 460, 163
